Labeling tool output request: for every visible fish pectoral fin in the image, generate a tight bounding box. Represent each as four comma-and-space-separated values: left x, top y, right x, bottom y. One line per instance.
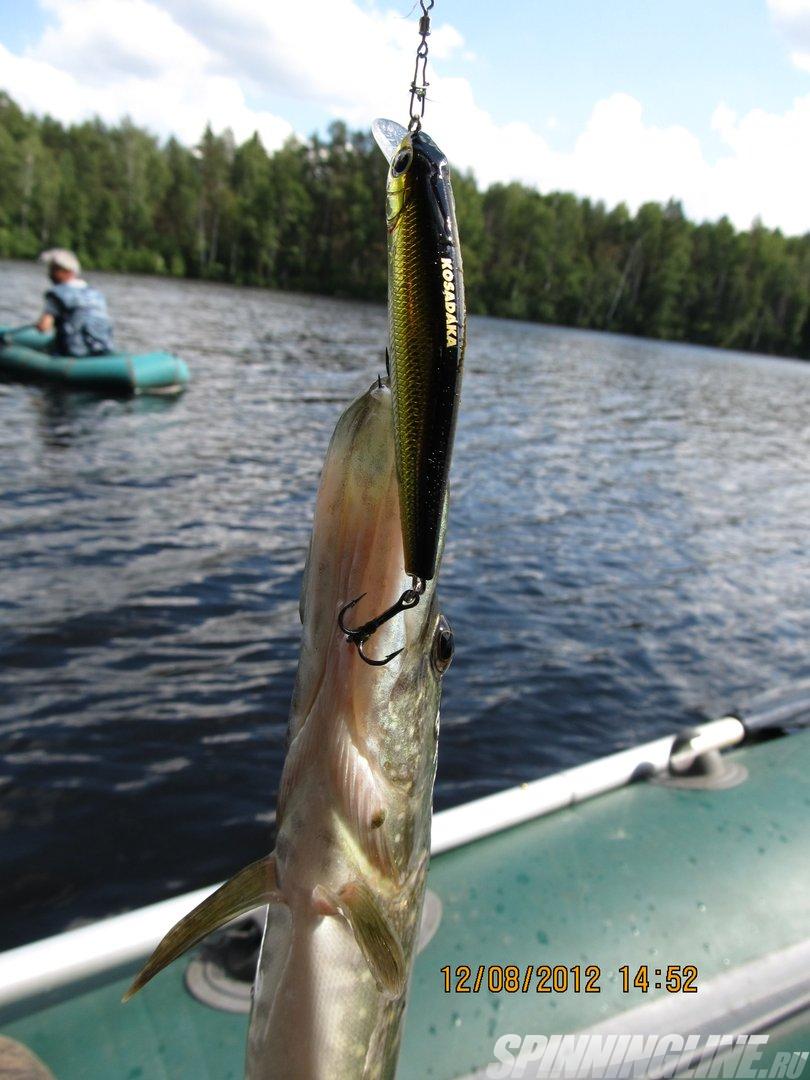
123, 853, 283, 1002
330, 879, 405, 999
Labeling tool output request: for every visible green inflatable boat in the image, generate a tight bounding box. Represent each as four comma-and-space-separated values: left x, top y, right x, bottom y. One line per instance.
0, 325, 189, 395
0, 695, 808, 1079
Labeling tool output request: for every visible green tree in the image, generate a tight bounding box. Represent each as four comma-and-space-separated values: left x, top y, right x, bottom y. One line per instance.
0, 89, 807, 360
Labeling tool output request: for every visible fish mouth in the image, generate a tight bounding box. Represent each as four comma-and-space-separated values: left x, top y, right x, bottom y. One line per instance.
288, 380, 437, 745
298, 380, 427, 668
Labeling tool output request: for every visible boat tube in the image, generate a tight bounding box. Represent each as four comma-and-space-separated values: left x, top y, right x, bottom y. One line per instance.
0, 324, 189, 395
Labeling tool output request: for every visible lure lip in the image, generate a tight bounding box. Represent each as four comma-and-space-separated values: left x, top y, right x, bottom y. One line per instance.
372, 118, 409, 163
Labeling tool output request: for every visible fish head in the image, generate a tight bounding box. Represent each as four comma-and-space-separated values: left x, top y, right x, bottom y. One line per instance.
381, 127, 455, 244
291, 380, 453, 755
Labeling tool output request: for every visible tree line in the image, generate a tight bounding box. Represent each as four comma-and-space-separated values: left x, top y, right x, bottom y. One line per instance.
1, 90, 808, 359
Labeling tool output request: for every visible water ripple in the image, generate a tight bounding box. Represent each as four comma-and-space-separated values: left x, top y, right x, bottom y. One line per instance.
2, 260, 810, 946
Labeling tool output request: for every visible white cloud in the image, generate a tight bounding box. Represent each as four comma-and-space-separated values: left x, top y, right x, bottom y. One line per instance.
155, 0, 466, 112
705, 95, 810, 233
422, 83, 810, 234
36, 0, 211, 83
1, 0, 293, 149
768, 0, 810, 71
0, 0, 808, 234
556, 94, 707, 211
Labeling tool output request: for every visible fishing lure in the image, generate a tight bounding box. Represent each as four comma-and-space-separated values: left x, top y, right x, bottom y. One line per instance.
339, 118, 465, 666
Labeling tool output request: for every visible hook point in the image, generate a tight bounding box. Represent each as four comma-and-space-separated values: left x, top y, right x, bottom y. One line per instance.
357, 642, 404, 667
338, 594, 367, 635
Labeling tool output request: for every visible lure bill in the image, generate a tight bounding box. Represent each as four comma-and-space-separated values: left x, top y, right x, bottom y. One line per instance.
124, 381, 454, 1079
373, 118, 466, 584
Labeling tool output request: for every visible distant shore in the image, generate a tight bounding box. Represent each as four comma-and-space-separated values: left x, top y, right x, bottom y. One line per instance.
1, 89, 808, 361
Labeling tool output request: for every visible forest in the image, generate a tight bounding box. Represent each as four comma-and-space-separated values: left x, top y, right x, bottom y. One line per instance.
1, 90, 808, 359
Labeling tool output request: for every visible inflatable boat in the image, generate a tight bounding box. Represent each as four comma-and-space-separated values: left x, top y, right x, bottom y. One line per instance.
0, 691, 807, 1078
0, 325, 190, 395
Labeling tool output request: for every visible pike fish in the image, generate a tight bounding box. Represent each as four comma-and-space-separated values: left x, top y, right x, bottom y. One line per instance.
373, 118, 466, 585
125, 380, 454, 1079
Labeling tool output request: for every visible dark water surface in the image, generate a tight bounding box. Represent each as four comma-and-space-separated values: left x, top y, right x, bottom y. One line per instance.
2, 259, 810, 949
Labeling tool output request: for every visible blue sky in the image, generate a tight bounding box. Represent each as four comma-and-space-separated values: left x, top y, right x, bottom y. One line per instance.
439, 0, 804, 148
1, 0, 808, 233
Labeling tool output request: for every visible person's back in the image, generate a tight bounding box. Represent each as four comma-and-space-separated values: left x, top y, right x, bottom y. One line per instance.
37, 250, 114, 358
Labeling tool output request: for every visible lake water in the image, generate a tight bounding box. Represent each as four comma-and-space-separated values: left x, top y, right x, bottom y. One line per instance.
2, 258, 810, 949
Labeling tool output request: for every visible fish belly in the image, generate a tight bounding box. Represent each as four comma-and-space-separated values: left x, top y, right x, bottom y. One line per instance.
246, 904, 383, 1079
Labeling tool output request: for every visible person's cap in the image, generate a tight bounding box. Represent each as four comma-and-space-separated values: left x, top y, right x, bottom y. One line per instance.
39, 249, 81, 274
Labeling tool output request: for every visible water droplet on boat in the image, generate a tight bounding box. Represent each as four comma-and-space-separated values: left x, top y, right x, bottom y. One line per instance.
697, 901, 706, 912
452, 1013, 462, 1028
536, 930, 549, 944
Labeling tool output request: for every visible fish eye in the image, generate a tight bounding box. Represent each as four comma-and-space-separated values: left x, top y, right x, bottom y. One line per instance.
432, 616, 454, 674
392, 148, 413, 176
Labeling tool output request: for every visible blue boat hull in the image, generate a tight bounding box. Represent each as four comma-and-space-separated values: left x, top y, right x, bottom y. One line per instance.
0, 325, 189, 395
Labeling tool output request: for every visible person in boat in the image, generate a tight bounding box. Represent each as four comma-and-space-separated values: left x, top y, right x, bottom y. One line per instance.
36, 249, 114, 357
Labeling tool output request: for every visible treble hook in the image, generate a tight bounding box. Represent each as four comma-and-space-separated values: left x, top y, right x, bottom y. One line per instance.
338, 577, 426, 666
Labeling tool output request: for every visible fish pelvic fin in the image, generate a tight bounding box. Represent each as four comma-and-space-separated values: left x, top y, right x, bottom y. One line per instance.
123, 853, 282, 1002
324, 880, 405, 999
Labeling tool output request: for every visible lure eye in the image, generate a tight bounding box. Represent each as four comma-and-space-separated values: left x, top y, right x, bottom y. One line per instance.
432, 616, 455, 675
392, 148, 413, 176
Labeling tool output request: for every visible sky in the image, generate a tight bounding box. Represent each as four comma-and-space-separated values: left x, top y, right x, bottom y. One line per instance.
0, 0, 809, 234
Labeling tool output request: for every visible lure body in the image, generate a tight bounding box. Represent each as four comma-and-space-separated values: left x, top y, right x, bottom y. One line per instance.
385, 127, 465, 582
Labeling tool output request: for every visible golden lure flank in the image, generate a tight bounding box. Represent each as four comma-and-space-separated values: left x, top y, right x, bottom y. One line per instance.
381, 121, 466, 584
125, 381, 454, 1079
